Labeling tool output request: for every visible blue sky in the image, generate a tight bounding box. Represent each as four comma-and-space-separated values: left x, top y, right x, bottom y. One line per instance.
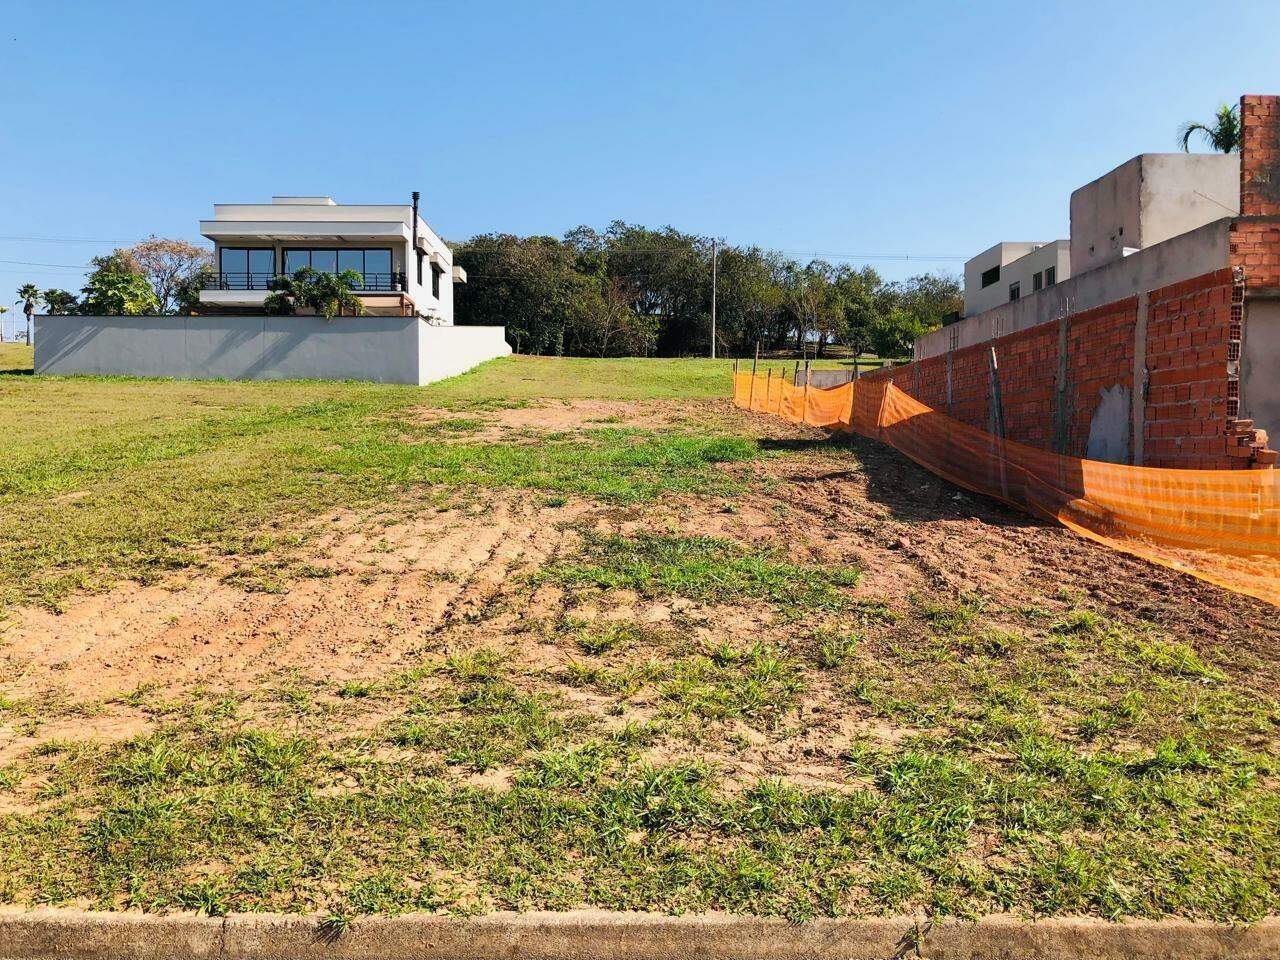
1, 0, 1276, 293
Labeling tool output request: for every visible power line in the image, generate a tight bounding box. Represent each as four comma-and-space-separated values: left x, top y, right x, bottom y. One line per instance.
0, 234, 161, 245
0, 233, 967, 263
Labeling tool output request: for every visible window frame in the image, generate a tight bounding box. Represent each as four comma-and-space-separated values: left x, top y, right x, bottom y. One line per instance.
218, 246, 276, 290
279, 247, 397, 290
1045, 266, 1057, 287
980, 265, 1000, 288
1009, 281, 1021, 302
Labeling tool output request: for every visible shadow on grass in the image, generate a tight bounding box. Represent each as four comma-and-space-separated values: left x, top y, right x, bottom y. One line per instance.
762, 430, 1043, 529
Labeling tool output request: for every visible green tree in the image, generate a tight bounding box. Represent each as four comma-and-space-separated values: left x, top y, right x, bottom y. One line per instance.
173, 269, 214, 315
41, 289, 80, 315
784, 261, 845, 355
868, 307, 930, 359
1179, 103, 1241, 153
713, 246, 788, 356
79, 271, 160, 315
454, 234, 592, 355
601, 222, 712, 356
832, 265, 884, 356
264, 267, 364, 320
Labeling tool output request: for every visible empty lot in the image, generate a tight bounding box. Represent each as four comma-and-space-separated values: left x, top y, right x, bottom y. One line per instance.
0, 351, 1277, 922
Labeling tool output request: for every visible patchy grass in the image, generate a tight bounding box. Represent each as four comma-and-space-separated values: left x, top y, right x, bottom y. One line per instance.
1, 353, 1278, 923
0, 359, 763, 612
1, 607, 1276, 920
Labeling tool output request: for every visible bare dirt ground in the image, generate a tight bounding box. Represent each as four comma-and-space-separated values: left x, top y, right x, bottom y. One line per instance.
4, 397, 1277, 718
414, 398, 740, 442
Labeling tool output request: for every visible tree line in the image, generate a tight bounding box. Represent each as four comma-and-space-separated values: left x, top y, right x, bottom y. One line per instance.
15, 224, 961, 359
453, 222, 961, 358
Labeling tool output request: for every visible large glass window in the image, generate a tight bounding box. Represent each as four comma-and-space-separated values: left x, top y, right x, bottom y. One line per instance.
219, 248, 275, 289
365, 249, 391, 277
284, 249, 309, 275
280, 248, 397, 290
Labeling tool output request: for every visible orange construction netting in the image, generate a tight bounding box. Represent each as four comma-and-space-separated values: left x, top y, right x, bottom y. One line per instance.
733, 371, 1280, 608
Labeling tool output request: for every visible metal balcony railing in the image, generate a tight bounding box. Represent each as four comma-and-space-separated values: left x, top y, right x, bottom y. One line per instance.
204, 272, 407, 293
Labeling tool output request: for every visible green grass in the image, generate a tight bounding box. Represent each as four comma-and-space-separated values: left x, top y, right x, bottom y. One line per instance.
0, 342, 31, 374
417, 355, 860, 405
0, 357, 766, 612
538, 532, 859, 615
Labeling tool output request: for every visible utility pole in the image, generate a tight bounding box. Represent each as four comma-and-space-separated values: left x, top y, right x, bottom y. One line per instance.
710, 239, 717, 359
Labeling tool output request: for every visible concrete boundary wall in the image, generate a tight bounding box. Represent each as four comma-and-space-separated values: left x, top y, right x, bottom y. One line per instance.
418, 324, 511, 384
31, 317, 510, 386
1, 909, 1279, 960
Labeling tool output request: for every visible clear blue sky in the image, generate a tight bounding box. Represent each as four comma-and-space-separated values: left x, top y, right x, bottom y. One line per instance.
1, 0, 1276, 293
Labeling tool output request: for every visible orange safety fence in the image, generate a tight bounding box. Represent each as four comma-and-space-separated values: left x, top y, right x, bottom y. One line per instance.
733, 371, 1280, 608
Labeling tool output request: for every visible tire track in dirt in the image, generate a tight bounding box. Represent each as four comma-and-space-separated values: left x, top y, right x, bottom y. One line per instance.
0, 493, 592, 702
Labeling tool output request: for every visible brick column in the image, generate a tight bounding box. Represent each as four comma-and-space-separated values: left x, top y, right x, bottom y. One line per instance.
1241, 94, 1280, 217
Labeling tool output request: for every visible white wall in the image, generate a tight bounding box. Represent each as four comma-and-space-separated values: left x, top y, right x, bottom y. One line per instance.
963, 242, 1044, 316
32, 316, 507, 385
1070, 154, 1239, 275
417, 325, 511, 385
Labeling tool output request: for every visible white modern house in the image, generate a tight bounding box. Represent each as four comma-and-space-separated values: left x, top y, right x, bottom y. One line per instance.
962, 241, 1070, 317
34, 193, 509, 385
198, 194, 466, 322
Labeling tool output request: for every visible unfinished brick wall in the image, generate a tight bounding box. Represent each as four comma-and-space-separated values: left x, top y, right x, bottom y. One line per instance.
854, 93, 1280, 471
990, 321, 1059, 449
862, 271, 1260, 469
1143, 270, 1236, 468
1241, 95, 1280, 219
1064, 298, 1138, 457
1235, 95, 1280, 291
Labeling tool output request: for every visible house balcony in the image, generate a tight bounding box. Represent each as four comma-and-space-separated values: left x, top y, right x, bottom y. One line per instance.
197, 272, 416, 317
202, 272, 407, 293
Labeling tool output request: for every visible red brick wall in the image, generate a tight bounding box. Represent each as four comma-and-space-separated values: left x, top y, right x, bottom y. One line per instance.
1064, 298, 1138, 455
917, 354, 948, 412
865, 272, 1250, 468
1241, 95, 1280, 218
948, 343, 990, 427
1231, 219, 1280, 289
1143, 270, 1235, 468
991, 321, 1060, 449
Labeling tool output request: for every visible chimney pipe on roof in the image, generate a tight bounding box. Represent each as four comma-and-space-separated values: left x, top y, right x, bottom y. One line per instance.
412, 191, 422, 288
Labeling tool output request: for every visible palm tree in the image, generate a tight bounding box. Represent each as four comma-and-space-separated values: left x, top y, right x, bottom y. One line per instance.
1178, 103, 1241, 153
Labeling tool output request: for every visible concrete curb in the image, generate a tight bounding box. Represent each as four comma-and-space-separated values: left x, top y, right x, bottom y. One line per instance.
1, 908, 1277, 960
